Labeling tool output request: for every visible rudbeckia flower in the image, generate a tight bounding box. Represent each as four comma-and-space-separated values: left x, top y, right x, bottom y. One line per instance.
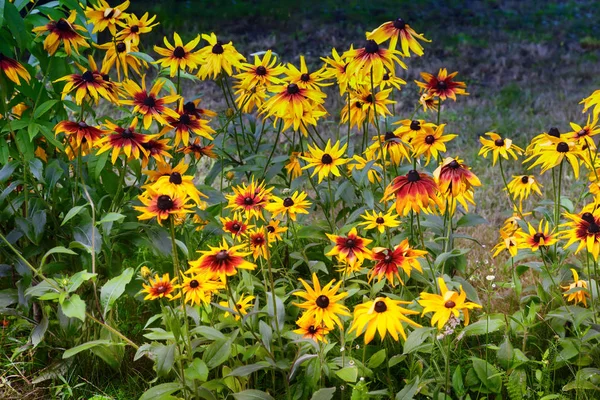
349, 297, 421, 344
134, 189, 194, 226
358, 209, 400, 234
219, 294, 256, 320
565, 114, 600, 144
284, 55, 333, 90
265, 219, 287, 241
416, 68, 468, 101
247, 228, 270, 260
478, 132, 524, 165
369, 240, 426, 286
174, 274, 223, 306
418, 277, 482, 330
293, 315, 331, 343
347, 154, 384, 183
96, 40, 146, 81
116, 12, 159, 45
55, 56, 119, 105
140, 137, 172, 168
392, 118, 436, 142
160, 99, 215, 145
524, 136, 582, 179
141, 273, 178, 300
525, 127, 560, 155
233, 81, 269, 113
344, 40, 405, 83
561, 268, 590, 307
54, 120, 105, 147
300, 139, 349, 183
581, 89, 600, 117
0, 53, 30, 85
96, 119, 152, 164
383, 170, 442, 216
197, 33, 245, 80
265, 191, 311, 221
367, 17, 430, 56
220, 212, 253, 241
188, 239, 257, 280
326, 227, 372, 267
412, 124, 456, 165
33, 10, 90, 56
378, 70, 406, 91
285, 152, 304, 180
560, 211, 600, 260
236, 50, 285, 87
433, 157, 481, 197
120, 77, 180, 129
342, 87, 394, 127
225, 178, 273, 220
149, 160, 206, 205
177, 139, 216, 160
364, 131, 411, 166
293, 273, 350, 330
262, 82, 326, 132
506, 175, 542, 202
154, 32, 203, 77
517, 221, 557, 252
492, 230, 519, 258
84, 0, 129, 35
321, 48, 351, 95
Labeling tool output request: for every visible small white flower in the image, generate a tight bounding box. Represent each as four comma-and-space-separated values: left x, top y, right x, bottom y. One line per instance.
492, 283, 497, 289
360, 377, 365, 381
282, 188, 291, 194
349, 360, 355, 366
355, 344, 360, 350
340, 346, 345, 352
486, 275, 495, 281
340, 385, 345, 391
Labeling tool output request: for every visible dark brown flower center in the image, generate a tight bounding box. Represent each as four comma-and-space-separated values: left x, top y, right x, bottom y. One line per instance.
406, 169, 420, 182
308, 325, 317, 334
448, 160, 460, 169
365, 40, 379, 54
494, 138, 505, 147
102, 74, 110, 81
393, 18, 406, 29
521, 175, 529, 184
78, 121, 88, 128
316, 295, 330, 308
410, 120, 421, 131
232, 223, 241, 232
588, 222, 600, 234
437, 80, 448, 91
345, 238, 355, 248
548, 127, 560, 137
384, 131, 397, 141
556, 142, 569, 153
156, 195, 174, 211
533, 232, 545, 243
244, 196, 254, 205
256, 65, 267, 76
321, 154, 333, 164
376, 217, 384, 224
355, 101, 363, 109
116, 42, 126, 53
189, 280, 199, 288
212, 42, 224, 54
82, 71, 95, 82
266, 225, 275, 233
253, 236, 264, 245
236, 303, 243, 309
183, 101, 196, 114
143, 96, 156, 107
215, 250, 229, 261
365, 94, 374, 103
121, 128, 134, 139
173, 46, 186, 58
287, 83, 300, 95
374, 300, 387, 313
425, 135, 435, 144
444, 300, 456, 308
56, 19, 71, 32
382, 73, 390, 81
179, 113, 191, 125
169, 172, 182, 184
383, 254, 393, 263
155, 285, 168, 294
130, 25, 139, 33
582, 212, 595, 224
300, 73, 310, 82
283, 197, 294, 207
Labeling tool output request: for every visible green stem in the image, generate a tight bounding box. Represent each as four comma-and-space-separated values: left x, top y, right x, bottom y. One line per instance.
261, 119, 283, 180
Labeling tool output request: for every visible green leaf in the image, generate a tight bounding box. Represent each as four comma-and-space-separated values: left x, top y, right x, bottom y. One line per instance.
63, 340, 112, 359
191, 326, 226, 340
60, 294, 86, 322
139, 382, 182, 400
395, 376, 420, 400
310, 387, 336, 400
154, 343, 176, 378
227, 362, 269, 377
184, 358, 209, 382
471, 357, 503, 393
97, 212, 126, 224
31, 315, 48, 348
33, 100, 58, 119
367, 349, 386, 369
203, 330, 238, 369
100, 268, 134, 318
456, 213, 488, 228
41, 246, 77, 266
232, 390, 275, 400
66, 270, 96, 292
61, 204, 87, 226
4, 1, 30, 49
403, 327, 435, 354
335, 366, 358, 382
452, 365, 466, 397
462, 317, 506, 336
0, 0, 5, 27
130, 51, 155, 64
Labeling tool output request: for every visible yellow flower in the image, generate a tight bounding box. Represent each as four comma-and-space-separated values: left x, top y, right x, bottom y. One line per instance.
262, 82, 326, 132
321, 48, 351, 95
284, 55, 333, 90
415, 68, 468, 101
560, 211, 600, 260
225, 178, 273, 220
285, 152, 303, 180
418, 277, 482, 330
516, 221, 557, 253
349, 297, 421, 344
478, 132, 524, 165
367, 18, 430, 56
293, 315, 331, 343
188, 239, 256, 280
120, 76, 180, 129
347, 154, 383, 183
84, 0, 129, 36
197, 33, 245, 80
148, 160, 207, 205
326, 227, 372, 267
0, 53, 31, 85
154, 32, 203, 77
492, 230, 518, 258
141, 273, 178, 301
524, 136, 582, 179
344, 40, 405, 83
266, 219, 287, 241
293, 273, 350, 330
175, 274, 224, 306
358, 209, 399, 234
116, 12, 159, 45
300, 139, 349, 184
33, 10, 90, 56
265, 191, 311, 221
219, 294, 255, 320
95, 40, 146, 81
561, 269, 590, 307
412, 124, 456, 165
246, 228, 271, 260
506, 175, 543, 202
133, 188, 194, 226
369, 240, 426, 286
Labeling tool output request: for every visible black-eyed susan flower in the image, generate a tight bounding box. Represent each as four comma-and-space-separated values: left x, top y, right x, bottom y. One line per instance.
178, 139, 217, 160
96, 119, 150, 164
285, 152, 303, 180
141, 137, 172, 168
141, 273, 178, 300
369, 240, 426, 286
411, 124, 456, 165
154, 33, 203, 77
236, 50, 285, 87
121, 77, 180, 129
197, 33, 245, 80
364, 131, 411, 167
284, 55, 332, 90
416, 68, 468, 101
581, 89, 600, 117
175, 274, 223, 306
506, 175, 542, 202
525, 127, 561, 155
247, 228, 270, 260
419, 93, 437, 112
293, 315, 331, 343
340, 97, 368, 129
566, 114, 600, 144
347, 154, 383, 183
265, 219, 287, 241
358, 209, 399, 234
433, 157, 481, 197
134, 189, 193, 226
95, 40, 146, 81
33, 10, 90, 56
116, 12, 159, 45
233, 81, 269, 114
418, 277, 482, 330
84, 0, 129, 35
287, 103, 327, 137
55, 56, 118, 105
262, 82, 326, 132
150, 160, 206, 205
0, 53, 30, 85
478, 132, 524, 165
383, 170, 442, 216
220, 212, 252, 240
188, 239, 256, 280
367, 18, 430, 56
160, 99, 215, 145
326, 227, 372, 267
524, 136, 582, 179
54, 120, 105, 147
344, 87, 394, 126
492, 230, 519, 258
219, 294, 255, 320
349, 297, 421, 344
300, 139, 349, 184
294, 273, 350, 330
344, 40, 405, 83
393, 118, 436, 142
225, 178, 273, 220
321, 48, 350, 95
561, 211, 600, 260
517, 221, 557, 252
184, 97, 218, 118
265, 191, 311, 221
378, 70, 406, 91
561, 268, 590, 307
